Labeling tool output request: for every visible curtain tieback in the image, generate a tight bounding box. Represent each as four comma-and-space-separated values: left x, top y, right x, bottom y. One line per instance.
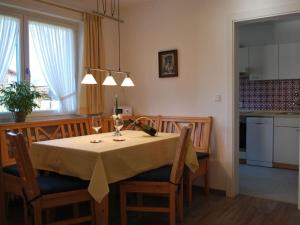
59, 92, 75, 101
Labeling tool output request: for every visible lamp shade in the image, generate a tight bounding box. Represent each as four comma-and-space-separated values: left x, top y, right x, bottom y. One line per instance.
81, 73, 97, 84
102, 74, 117, 86
121, 75, 135, 87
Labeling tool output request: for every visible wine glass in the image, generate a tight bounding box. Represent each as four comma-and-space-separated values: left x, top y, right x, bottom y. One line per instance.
91, 115, 102, 134
90, 115, 102, 143
114, 117, 124, 136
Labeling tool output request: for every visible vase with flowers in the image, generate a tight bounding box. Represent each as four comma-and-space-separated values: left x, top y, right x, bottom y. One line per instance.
112, 95, 123, 136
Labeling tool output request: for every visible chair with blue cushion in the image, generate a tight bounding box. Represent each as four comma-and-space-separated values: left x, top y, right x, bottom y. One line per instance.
1, 141, 29, 225
158, 116, 213, 206
120, 125, 192, 225
185, 117, 212, 206
6, 131, 97, 225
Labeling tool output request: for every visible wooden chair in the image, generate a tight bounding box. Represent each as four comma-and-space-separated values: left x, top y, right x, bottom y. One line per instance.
0, 118, 91, 224
6, 131, 97, 225
158, 116, 213, 206
120, 125, 192, 225
184, 117, 212, 205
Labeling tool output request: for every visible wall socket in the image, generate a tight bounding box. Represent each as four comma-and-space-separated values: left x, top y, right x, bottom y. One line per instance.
215, 94, 222, 102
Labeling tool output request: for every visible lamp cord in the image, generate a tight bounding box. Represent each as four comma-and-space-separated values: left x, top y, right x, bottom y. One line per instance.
101, 0, 107, 14
118, 0, 121, 72
111, 0, 116, 16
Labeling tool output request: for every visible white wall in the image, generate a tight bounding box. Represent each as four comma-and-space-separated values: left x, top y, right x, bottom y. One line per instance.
119, 0, 300, 194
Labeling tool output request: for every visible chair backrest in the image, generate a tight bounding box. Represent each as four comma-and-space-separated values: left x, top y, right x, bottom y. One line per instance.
159, 116, 212, 153
1, 117, 91, 167
169, 125, 192, 185
6, 131, 40, 200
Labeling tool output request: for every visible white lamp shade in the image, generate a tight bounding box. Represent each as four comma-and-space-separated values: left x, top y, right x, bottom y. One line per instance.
102, 74, 117, 86
81, 73, 97, 84
121, 76, 135, 87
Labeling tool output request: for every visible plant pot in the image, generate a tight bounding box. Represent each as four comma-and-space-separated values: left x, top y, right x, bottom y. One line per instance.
13, 112, 27, 122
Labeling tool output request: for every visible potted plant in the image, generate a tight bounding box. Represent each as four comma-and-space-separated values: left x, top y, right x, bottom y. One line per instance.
0, 81, 42, 122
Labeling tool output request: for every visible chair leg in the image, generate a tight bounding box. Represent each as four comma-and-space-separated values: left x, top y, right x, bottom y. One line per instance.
33, 203, 42, 225
169, 187, 176, 225
177, 182, 183, 223
94, 195, 109, 225
204, 172, 209, 195
120, 189, 127, 225
90, 200, 96, 225
187, 171, 193, 207
23, 199, 29, 225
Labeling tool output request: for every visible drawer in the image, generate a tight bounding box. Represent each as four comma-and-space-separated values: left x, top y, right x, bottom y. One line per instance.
274, 117, 300, 127
246, 117, 273, 125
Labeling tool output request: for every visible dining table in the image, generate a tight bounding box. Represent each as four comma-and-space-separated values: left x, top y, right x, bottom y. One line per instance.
29, 130, 199, 225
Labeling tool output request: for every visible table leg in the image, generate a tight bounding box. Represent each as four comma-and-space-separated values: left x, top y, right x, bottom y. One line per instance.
94, 194, 109, 225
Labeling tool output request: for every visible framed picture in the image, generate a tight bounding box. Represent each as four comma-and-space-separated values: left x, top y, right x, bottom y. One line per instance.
158, 50, 178, 78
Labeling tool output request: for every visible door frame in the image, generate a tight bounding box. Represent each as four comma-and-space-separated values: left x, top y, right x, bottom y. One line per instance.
227, 4, 300, 210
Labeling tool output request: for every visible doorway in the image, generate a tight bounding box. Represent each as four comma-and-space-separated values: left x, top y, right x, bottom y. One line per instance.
234, 14, 300, 206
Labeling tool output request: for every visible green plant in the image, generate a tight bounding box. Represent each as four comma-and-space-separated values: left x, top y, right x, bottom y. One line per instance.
0, 81, 42, 114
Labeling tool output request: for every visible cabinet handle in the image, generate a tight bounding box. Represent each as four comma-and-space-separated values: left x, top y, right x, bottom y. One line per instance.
255, 122, 264, 125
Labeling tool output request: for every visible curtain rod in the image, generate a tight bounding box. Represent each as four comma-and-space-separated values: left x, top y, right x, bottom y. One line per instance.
33, 0, 124, 23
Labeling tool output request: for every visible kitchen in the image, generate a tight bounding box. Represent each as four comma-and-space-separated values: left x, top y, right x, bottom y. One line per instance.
239, 17, 300, 204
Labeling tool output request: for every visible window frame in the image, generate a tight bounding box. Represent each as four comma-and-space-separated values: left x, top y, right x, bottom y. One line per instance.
0, 6, 79, 119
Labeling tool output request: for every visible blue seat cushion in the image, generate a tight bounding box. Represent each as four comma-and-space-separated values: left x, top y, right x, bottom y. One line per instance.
37, 174, 89, 195
130, 165, 172, 182
196, 152, 209, 160
3, 164, 20, 177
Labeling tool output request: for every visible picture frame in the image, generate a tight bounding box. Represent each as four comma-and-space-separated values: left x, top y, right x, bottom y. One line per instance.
158, 50, 178, 78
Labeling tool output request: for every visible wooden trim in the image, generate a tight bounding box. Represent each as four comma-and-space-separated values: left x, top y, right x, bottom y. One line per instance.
272, 162, 299, 171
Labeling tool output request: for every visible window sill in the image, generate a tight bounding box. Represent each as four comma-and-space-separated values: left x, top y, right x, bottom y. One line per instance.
0, 111, 85, 124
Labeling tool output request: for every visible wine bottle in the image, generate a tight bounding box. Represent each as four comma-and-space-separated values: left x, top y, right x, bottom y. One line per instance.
129, 119, 157, 136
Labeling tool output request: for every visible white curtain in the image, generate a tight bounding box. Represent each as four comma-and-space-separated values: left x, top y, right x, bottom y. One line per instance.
0, 15, 19, 83
29, 21, 76, 112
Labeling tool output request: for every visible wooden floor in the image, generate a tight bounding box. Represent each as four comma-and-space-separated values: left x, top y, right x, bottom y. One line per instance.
6, 188, 300, 225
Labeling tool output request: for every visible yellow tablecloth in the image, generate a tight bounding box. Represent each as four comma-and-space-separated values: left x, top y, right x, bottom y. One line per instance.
30, 130, 199, 203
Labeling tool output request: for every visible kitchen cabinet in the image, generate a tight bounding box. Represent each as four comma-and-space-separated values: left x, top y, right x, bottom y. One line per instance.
279, 42, 300, 79
246, 117, 273, 167
239, 47, 248, 74
274, 117, 300, 166
248, 45, 278, 80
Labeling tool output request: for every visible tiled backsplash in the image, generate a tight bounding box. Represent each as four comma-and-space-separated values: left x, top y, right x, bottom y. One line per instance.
240, 78, 300, 111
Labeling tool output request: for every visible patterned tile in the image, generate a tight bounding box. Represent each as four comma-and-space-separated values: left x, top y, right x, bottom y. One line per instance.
240, 78, 300, 111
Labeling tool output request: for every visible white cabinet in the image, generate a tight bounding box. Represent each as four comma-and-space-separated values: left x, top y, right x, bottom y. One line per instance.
274, 117, 300, 166
279, 43, 300, 79
239, 47, 248, 74
246, 117, 273, 167
249, 45, 278, 80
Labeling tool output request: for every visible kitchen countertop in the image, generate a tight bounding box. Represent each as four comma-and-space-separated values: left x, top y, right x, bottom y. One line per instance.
240, 111, 300, 117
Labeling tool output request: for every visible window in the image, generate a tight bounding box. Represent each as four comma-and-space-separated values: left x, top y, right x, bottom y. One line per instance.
0, 15, 20, 112
0, 11, 77, 114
